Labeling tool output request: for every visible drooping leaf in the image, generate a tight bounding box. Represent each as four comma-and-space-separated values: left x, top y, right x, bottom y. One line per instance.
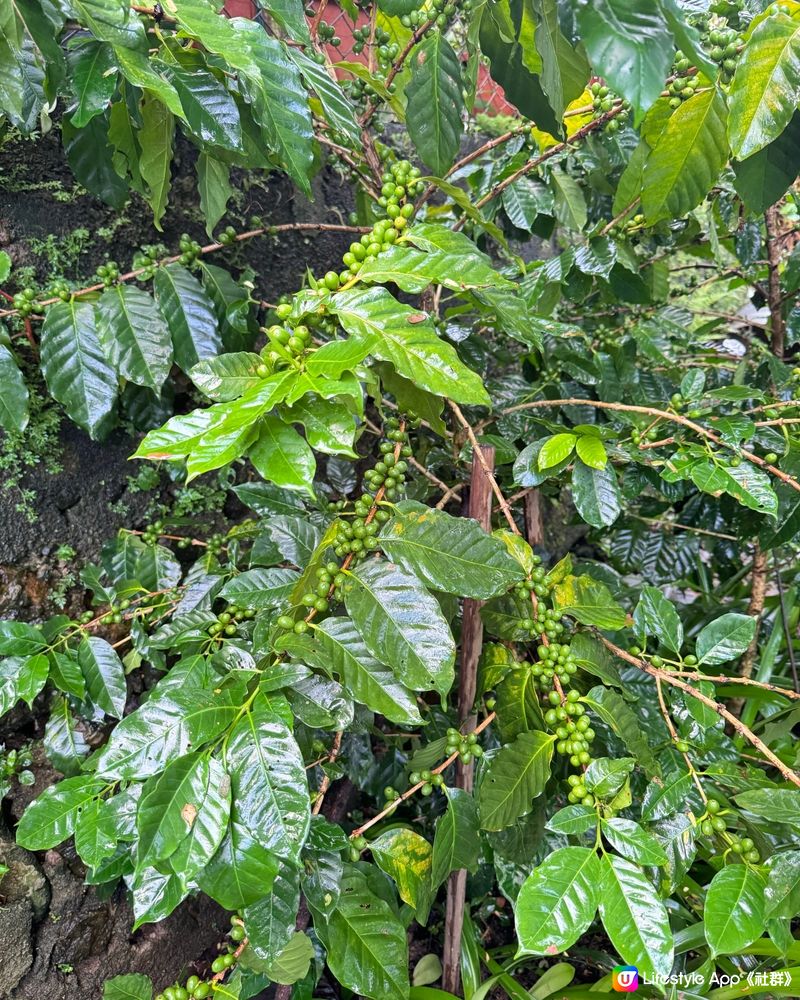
153, 263, 222, 374
40, 299, 118, 439
344, 560, 456, 698
576, 0, 673, 120
370, 826, 433, 923
0, 343, 29, 433
225, 696, 310, 862
16, 775, 104, 850
570, 460, 622, 528
729, 12, 800, 159
96, 285, 173, 392
431, 787, 480, 891
309, 866, 410, 1000
641, 87, 728, 223
78, 636, 127, 718
197, 152, 233, 237
248, 415, 316, 497
138, 95, 174, 230
598, 854, 674, 979
406, 33, 464, 176
516, 846, 601, 954
479, 731, 555, 831
704, 864, 766, 955
633, 586, 683, 654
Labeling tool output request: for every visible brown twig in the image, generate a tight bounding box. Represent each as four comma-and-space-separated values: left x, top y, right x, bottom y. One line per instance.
600, 637, 800, 788
448, 401, 520, 535
497, 398, 800, 495
312, 730, 343, 815
350, 712, 497, 839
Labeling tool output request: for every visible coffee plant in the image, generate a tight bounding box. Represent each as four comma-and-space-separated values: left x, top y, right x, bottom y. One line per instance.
2, 0, 800, 996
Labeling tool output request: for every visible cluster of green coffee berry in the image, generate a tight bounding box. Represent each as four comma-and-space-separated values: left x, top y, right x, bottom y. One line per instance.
217, 225, 239, 246
177, 233, 203, 266
630, 426, 663, 446
589, 82, 630, 132
12, 287, 41, 317
206, 604, 255, 639
154, 918, 244, 1000
49, 279, 72, 302
273, 423, 411, 635
349, 834, 369, 860
566, 771, 597, 807
315, 19, 342, 46
132, 243, 168, 280
445, 727, 484, 763
262, 321, 314, 369
699, 797, 761, 864
400, 0, 473, 31
546, 689, 596, 767
706, 22, 743, 82
351, 24, 398, 66
95, 261, 120, 287
605, 212, 646, 238
667, 55, 699, 108
408, 768, 446, 796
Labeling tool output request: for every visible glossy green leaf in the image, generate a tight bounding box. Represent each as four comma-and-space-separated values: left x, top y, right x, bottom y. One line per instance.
169, 756, 231, 884
516, 847, 600, 954
733, 111, 800, 213
78, 636, 127, 718
633, 586, 683, 654
75, 797, 119, 868
531, 0, 588, 118
198, 810, 280, 909
729, 12, 800, 159
71, 0, 143, 48
735, 788, 800, 829
538, 433, 576, 469
582, 686, 660, 778
40, 299, 118, 439
97, 285, 173, 392
219, 567, 299, 609
358, 244, 511, 294
571, 460, 622, 528
642, 87, 728, 223
379, 501, 523, 599
314, 617, 423, 725
331, 287, 489, 406
0, 343, 29, 433
764, 850, 800, 919
602, 818, 668, 866
163, 63, 243, 152
16, 775, 104, 850
67, 39, 116, 127
103, 974, 152, 1000
576, 0, 673, 120
288, 47, 359, 146
704, 864, 766, 955
249, 415, 316, 497
599, 854, 674, 979
406, 33, 464, 176
479, 731, 555, 831
310, 866, 410, 1000
154, 263, 222, 374
431, 787, 480, 891
696, 613, 756, 666
345, 559, 456, 698
494, 665, 545, 743
138, 95, 174, 230
551, 574, 627, 629
226, 696, 310, 862
197, 152, 233, 237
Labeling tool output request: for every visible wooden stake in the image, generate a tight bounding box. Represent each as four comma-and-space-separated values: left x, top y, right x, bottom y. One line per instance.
442, 445, 495, 995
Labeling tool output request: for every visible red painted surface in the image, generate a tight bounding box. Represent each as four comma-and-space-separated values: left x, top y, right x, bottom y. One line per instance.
222, 1, 511, 114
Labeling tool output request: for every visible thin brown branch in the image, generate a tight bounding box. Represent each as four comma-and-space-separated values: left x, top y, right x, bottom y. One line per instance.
448, 401, 520, 535
312, 730, 343, 815
350, 712, 497, 838
600, 637, 800, 788
498, 398, 800, 495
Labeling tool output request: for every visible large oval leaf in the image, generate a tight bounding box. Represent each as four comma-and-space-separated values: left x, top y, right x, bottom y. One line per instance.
598, 854, 674, 979
344, 560, 455, 698
478, 731, 555, 831
516, 846, 601, 954
153, 263, 222, 374
96, 284, 173, 391
704, 864, 766, 955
